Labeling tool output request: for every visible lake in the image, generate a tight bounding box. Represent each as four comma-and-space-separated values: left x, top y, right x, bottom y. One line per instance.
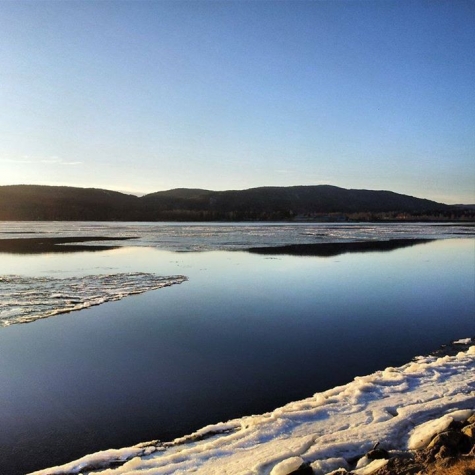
0, 222, 474, 474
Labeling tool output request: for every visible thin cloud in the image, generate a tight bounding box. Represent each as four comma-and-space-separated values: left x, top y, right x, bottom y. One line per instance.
0, 156, 82, 166
40, 159, 83, 166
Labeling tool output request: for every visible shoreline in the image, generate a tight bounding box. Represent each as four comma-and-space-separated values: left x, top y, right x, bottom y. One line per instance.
30, 340, 475, 475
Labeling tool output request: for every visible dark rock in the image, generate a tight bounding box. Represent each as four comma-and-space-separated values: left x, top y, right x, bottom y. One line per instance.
427, 430, 472, 455
366, 448, 389, 460
289, 463, 314, 474
450, 420, 466, 431
436, 445, 455, 462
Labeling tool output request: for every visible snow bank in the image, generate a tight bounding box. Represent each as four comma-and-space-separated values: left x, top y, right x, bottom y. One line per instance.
407, 409, 473, 450
0, 273, 187, 326
454, 338, 472, 345
31, 345, 475, 475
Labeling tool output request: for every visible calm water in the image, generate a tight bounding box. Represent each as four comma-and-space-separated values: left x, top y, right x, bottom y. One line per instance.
0, 224, 474, 474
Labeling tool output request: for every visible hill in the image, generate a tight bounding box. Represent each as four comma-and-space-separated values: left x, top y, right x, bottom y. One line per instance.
141, 185, 453, 220
0, 184, 471, 221
0, 185, 141, 221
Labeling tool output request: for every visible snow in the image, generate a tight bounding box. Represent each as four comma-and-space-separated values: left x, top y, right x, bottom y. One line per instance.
30, 345, 475, 475
26, 445, 160, 475
310, 457, 349, 474
407, 414, 456, 450
0, 273, 187, 326
269, 456, 304, 475
353, 459, 388, 474
454, 338, 472, 345
407, 409, 473, 450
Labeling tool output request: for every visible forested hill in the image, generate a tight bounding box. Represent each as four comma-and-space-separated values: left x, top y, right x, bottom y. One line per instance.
0, 184, 470, 221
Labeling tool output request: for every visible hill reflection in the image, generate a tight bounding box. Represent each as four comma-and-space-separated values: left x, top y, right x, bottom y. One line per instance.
248, 238, 434, 257
0, 236, 133, 254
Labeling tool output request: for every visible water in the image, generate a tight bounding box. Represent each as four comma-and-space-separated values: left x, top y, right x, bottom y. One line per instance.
0, 222, 474, 474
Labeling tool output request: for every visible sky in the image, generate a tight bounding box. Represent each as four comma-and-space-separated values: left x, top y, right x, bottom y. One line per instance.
0, 0, 474, 204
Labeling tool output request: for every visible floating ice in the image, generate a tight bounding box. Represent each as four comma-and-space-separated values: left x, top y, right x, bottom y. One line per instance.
1, 222, 474, 252
0, 273, 187, 326
30, 346, 475, 475
454, 338, 472, 345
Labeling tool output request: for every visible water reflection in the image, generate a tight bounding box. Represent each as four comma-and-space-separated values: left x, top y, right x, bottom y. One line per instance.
0, 236, 133, 254
248, 238, 434, 257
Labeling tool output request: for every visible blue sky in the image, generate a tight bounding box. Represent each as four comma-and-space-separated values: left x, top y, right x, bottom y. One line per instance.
0, 0, 473, 203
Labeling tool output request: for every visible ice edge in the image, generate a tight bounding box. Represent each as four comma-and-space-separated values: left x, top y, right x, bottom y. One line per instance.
30, 340, 475, 475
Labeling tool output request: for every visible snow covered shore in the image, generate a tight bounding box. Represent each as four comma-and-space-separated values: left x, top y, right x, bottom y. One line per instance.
31, 342, 475, 475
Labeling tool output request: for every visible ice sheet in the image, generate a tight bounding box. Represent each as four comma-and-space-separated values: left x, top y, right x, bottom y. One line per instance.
1, 222, 474, 251
31, 345, 475, 475
0, 273, 187, 326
